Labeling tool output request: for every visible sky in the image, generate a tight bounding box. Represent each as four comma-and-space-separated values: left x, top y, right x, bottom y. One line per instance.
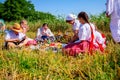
31, 0, 107, 17
0, 0, 107, 17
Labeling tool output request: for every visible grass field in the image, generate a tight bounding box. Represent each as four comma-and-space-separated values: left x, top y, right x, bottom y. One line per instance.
0, 30, 120, 80
0, 14, 120, 80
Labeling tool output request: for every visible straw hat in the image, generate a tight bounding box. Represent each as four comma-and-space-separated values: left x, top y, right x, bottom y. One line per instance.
11, 23, 23, 32
66, 14, 77, 21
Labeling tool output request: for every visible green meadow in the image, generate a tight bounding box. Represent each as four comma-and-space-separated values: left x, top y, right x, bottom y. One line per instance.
0, 13, 120, 80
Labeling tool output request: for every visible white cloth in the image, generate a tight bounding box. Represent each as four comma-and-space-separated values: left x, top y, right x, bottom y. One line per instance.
78, 23, 95, 42
72, 20, 80, 31
94, 31, 106, 48
66, 14, 77, 21
106, 0, 120, 19
37, 27, 54, 38
106, 0, 120, 42
5, 30, 25, 41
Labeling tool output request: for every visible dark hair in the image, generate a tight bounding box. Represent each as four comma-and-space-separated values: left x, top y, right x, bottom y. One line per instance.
66, 20, 72, 23
42, 23, 48, 27
77, 12, 89, 24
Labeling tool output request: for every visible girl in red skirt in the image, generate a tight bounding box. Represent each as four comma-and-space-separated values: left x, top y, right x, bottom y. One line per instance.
62, 12, 100, 56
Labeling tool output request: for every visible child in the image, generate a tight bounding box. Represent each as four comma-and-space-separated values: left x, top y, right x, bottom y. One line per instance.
4, 23, 28, 49
66, 14, 81, 43
36, 23, 55, 42
20, 20, 29, 34
94, 31, 106, 52
62, 12, 97, 56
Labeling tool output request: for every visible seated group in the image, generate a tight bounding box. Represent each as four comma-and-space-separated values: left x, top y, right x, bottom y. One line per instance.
3, 12, 106, 56
4, 20, 55, 48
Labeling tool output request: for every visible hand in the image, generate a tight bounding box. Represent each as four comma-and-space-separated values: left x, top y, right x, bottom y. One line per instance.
46, 33, 50, 37
42, 31, 46, 35
106, 12, 110, 18
38, 35, 41, 39
22, 36, 26, 40
13, 38, 20, 42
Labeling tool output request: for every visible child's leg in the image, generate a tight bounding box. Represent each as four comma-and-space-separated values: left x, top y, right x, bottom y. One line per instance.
8, 42, 16, 48
18, 39, 29, 47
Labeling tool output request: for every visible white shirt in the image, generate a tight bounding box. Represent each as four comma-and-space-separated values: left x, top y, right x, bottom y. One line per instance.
106, 0, 120, 43
37, 27, 54, 38
72, 20, 80, 31
5, 30, 26, 41
78, 23, 95, 42
106, 0, 120, 20
94, 31, 106, 48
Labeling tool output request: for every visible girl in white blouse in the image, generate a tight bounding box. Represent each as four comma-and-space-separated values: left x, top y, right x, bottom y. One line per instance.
63, 12, 100, 56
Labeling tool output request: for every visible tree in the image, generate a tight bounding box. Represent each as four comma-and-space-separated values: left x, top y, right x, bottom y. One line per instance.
28, 11, 56, 21
0, 0, 57, 21
0, 0, 35, 21
0, 2, 5, 18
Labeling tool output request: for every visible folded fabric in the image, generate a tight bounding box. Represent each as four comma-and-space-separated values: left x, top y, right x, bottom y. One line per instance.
25, 38, 37, 46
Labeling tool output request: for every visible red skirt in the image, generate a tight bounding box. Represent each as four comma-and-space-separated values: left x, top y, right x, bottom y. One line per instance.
63, 41, 99, 56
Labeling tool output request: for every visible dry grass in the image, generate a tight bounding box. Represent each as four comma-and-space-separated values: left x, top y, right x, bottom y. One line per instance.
0, 31, 120, 80
0, 14, 120, 79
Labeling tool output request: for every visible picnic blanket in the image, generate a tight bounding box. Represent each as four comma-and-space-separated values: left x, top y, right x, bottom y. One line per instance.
28, 42, 65, 53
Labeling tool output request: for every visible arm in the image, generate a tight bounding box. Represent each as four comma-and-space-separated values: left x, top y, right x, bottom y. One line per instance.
19, 33, 26, 41
41, 30, 47, 36
106, 0, 114, 17
73, 30, 79, 35
5, 38, 19, 42
69, 30, 79, 43
5, 32, 26, 42
37, 28, 41, 38
70, 20, 80, 42
47, 29, 54, 37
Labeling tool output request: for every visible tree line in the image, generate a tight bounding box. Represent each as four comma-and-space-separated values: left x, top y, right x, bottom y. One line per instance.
0, 0, 56, 21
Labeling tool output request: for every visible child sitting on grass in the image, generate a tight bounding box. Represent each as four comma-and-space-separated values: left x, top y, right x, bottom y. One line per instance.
4, 23, 28, 49
66, 14, 81, 43
94, 26, 106, 52
36, 23, 55, 43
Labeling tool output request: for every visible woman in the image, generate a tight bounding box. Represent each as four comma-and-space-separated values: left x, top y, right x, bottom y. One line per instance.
106, 0, 120, 43
62, 12, 96, 56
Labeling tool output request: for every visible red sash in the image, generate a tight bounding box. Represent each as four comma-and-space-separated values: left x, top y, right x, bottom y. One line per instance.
96, 41, 104, 52
101, 33, 106, 44
89, 25, 94, 54
96, 33, 106, 52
